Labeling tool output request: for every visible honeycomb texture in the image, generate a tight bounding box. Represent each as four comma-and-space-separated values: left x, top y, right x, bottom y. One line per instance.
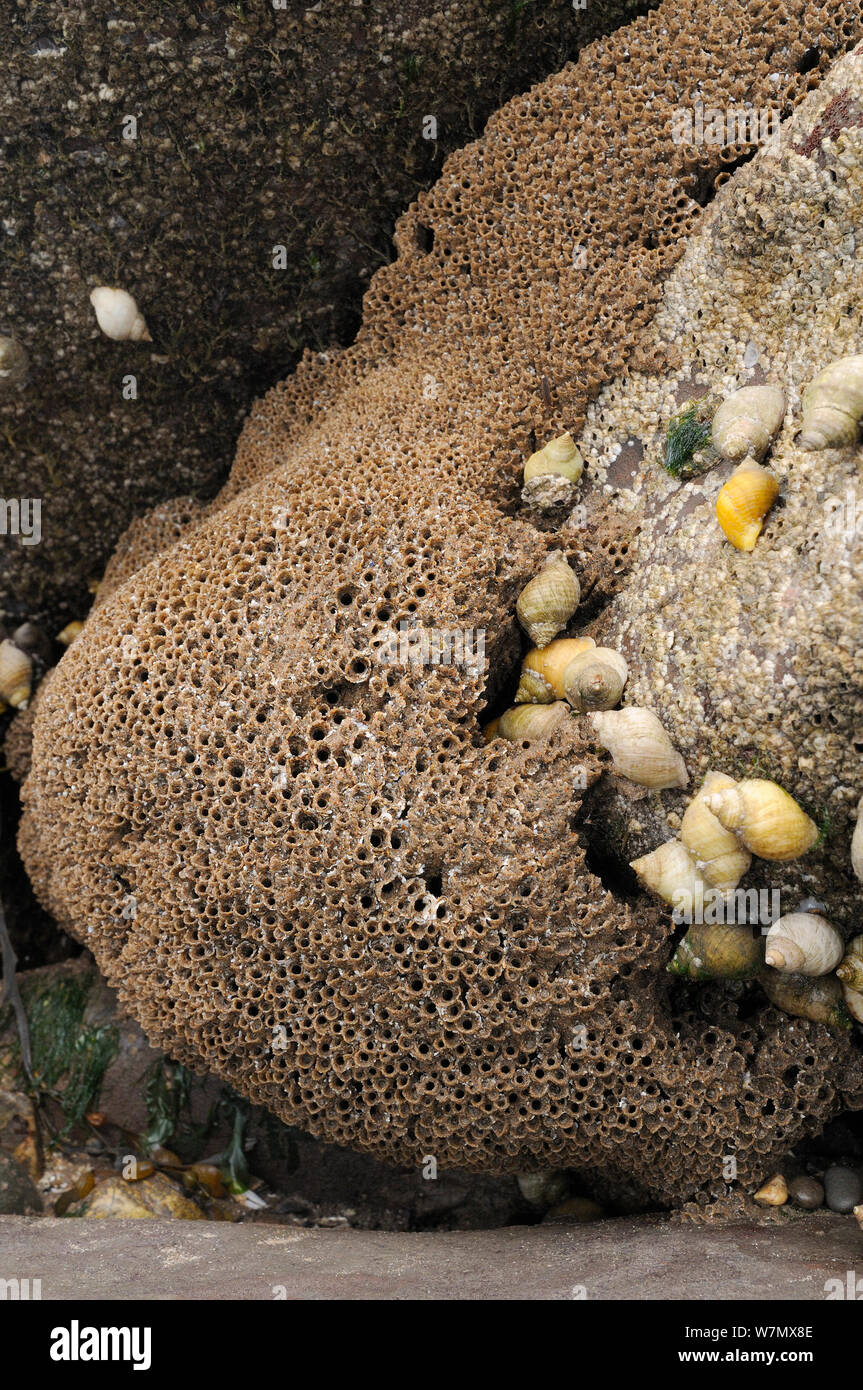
19, 2, 863, 1207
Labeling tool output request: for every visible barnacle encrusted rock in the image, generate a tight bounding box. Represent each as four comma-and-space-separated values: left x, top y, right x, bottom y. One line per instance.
584, 44, 863, 920
18, 4, 863, 1207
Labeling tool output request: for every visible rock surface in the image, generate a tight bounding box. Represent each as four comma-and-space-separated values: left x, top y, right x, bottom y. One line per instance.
0, 1150, 41, 1215
0, 0, 642, 625
0, 1211, 860, 1299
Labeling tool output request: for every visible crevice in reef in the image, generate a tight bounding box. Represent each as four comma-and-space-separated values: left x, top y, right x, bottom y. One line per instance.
569, 777, 642, 905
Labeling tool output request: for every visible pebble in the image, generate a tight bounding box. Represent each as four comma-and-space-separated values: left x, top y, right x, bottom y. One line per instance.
824, 1165, 862, 1214
788, 1176, 824, 1210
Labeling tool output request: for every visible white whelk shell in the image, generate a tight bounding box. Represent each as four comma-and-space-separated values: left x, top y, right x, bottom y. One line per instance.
763, 912, 844, 976
589, 707, 687, 790
89, 286, 151, 342
711, 384, 786, 462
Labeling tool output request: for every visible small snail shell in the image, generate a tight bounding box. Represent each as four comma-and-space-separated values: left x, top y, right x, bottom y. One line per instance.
482, 716, 500, 743
851, 797, 863, 882
667, 923, 764, 981
715, 458, 779, 551
516, 1171, 570, 1208
703, 778, 818, 862
522, 432, 584, 510
89, 286, 151, 342
854, 1203, 863, 1232
498, 700, 568, 742
0, 334, 29, 389
515, 636, 595, 704
711, 385, 786, 462
760, 967, 851, 1031
0, 639, 32, 709
764, 912, 844, 975
57, 621, 85, 648
798, 354, 863, 450
841, 982, 863, 1025
563, 647, 628, 712
630, 839, 707, 909
12, 621, 52, 664
753, 1174, 788, 1207
589, 707, 688, 789
836, 934, 863, 992
516, 551, 580, 649
680, 771, 751, 892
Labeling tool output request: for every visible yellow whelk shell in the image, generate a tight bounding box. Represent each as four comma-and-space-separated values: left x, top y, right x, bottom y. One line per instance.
89, 286, 151, 342
563, 646, 628, 712
760, 968, 852, 1031
753, 1174, 788, 1207
498, 701, 568, 742
703, 778, 818, 862
521, 432, 584, 510
680, 771, 751, 893
715, 458, 779, 551
763, 912, 844, 976
590, 707, 687, 789
836, 935, 863, 992
515, 551, 580, 649
0, 638, 33, 710
798, 354, 863, 450
515, 636, 595, 704
57, 621, 85, 647
630, 839, 707, 909
711, 384, 786, 462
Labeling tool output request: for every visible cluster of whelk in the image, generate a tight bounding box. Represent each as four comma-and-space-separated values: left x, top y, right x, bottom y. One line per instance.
484, 356, 863, 1039
712, 354, 863, 551
752, 1162, 863, 1230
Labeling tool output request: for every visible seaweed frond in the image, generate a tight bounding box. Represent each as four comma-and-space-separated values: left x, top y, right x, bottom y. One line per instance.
662, 401, 712, 478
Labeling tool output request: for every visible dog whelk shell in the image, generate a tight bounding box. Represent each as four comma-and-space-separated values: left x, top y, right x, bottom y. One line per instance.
837, 935, 863, 993
515, 637, 595, 703
764, 912, 844, 976
0, 639, 32, 709
680, 771, 751, 893
631, 839, 708, 910
760, 968, 851, 1031
0, 335, 29, 390
798, 354, 863, 450
590, 707, 687, 789
841, 982, 863, 1025
715, 458, 779, 551
498, 701, 568, 742
57, 621, 85, 647
711, 384, 786, 462
522, 432, 584, 511
563, 647, 628, 712
667, 923, 764, 980
754, 1173, 788, 1207
703, 778, 818, 862
515, 552, 580, 649
89, 286, 151, 342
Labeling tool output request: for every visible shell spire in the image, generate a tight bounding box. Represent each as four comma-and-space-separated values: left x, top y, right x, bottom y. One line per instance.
798, 354, 863, 450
